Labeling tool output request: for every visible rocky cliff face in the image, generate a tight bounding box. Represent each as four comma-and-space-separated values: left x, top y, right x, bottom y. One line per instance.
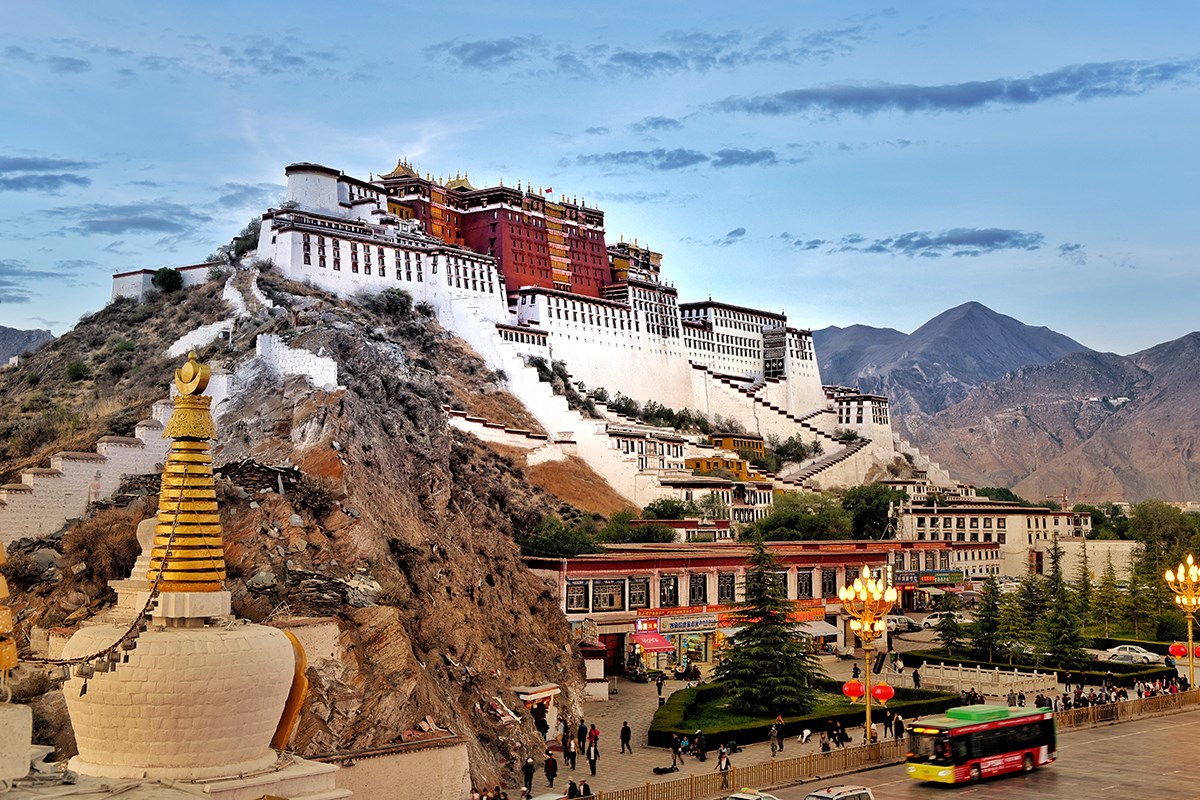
2, 275, 587, 787
0, 325, 54, 363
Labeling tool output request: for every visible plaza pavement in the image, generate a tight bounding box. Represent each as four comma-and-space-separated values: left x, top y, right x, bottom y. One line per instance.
529, 649, 912, 797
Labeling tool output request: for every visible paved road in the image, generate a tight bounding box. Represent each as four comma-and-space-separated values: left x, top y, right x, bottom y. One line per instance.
771, 711, 1200, 799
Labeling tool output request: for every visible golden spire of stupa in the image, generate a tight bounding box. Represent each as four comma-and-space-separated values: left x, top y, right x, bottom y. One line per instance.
147, 352, 225, 593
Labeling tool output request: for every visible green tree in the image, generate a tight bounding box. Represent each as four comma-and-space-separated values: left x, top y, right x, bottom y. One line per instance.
1092, 553, 1122, 637
935, 592, 965, 655
642, 498, 698, 520
745, 492, 852, 541
713, 540, 827, 714
514, 517, 601, 558
1038, 537, 1089, 668
151, 266, 183, 293
697, 492, 730, 521
997, 592, 1034, 663
1074, 542, 1093, 622
1123, 574, 1160, 638
841, 483, 908, 538
970, 575, 1002, 661
597, 510, 676, 544
975, 487, 1036, 506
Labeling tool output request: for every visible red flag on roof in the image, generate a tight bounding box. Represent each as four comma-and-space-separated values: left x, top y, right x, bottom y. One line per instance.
544, 187, 553, 194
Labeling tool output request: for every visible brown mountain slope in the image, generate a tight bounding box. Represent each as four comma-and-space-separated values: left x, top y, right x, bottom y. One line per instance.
3, 275, 599, 787
909, 333, 1200, 501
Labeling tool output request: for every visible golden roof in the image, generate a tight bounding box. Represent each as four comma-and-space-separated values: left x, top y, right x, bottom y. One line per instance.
380, 157, 419, 180
446, 171, 476, 191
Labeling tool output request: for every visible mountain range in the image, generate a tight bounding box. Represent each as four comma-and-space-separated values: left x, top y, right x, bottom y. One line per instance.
0, 325, 54, 362
816, 303, 1200, 502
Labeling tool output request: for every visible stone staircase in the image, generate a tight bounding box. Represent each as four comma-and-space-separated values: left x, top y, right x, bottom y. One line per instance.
0, 401, 173, 546
787, 437, 874, 487
689, 363, 841, 446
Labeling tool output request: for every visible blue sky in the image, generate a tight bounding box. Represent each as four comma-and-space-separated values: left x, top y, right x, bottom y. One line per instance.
2, 2, 1198, 354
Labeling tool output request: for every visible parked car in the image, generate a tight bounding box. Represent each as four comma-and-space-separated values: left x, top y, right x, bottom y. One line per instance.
1106, 653, 1139, 664
923, 611, 970, 628
725, 791, 780, 800
887, 615, 921, 633
802, 786, 877, 800
1106, 645, 1162, 664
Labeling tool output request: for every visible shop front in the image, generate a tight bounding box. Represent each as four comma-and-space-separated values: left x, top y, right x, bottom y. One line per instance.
894, 569, 964, 611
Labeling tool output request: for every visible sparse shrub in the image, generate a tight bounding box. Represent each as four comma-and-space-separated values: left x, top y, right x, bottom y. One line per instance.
1, 552, 44, 592
415, 301, 434, 316
65, 361, 91, 381
290, 475, 340, 518
24, 372, 39, 386
364, 287, 414, 318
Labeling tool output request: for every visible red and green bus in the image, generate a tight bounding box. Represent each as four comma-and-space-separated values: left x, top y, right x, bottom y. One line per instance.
905, 704, 1055, 784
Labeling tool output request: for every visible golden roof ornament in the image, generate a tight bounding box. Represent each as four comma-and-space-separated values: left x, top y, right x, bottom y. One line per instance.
148, 351, 226, 592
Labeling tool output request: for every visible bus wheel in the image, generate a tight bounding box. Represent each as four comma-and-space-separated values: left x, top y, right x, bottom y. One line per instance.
1023, 754, 1035, 773
970, 765, 981, 783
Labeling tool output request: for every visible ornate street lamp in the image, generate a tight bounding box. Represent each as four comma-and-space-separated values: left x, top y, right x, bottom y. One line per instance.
1165, 554, 1200, 687
838, 565, 898, 743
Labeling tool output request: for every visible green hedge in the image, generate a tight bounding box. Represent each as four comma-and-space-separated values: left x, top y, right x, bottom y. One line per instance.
647, 681, 958, 749
901, 649, 1176, 688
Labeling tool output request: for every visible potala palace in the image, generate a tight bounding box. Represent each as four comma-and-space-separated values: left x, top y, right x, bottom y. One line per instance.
92, 158, 1129, 584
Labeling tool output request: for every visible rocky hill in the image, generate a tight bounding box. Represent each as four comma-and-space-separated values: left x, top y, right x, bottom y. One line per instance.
907, 332, 1200, 502
814, 302, 1091, 425
0, 325, 54, 363
0, 272, 591, 786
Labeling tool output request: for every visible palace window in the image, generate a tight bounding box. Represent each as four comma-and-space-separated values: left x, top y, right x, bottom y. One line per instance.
797, 570, 813, 599
592, 579, 625, 612
660, 575, 679, 608
566, 582, 588, 613
629, 579, 650, 609
717, 572, 736, 604
689, 574, 707, 605
821, 568, 838, 598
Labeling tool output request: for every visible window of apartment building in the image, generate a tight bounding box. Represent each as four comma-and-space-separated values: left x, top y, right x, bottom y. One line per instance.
797, 570, 813, 599
997, 518, 1006, 529
660, 575, 679, 608
628, 579, 650, 610
717, 572, 737, 604
983, 518, 992, 528
925, 552, 937, 571
821, 568, 839, 598
566, 581, 588, 613
970, 517, 979, 528
592, 579, 625, 612
689, 574, 708, 605
940, 552, 950, 570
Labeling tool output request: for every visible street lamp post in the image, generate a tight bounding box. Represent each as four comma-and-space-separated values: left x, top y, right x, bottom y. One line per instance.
839, 565, 898, 743
1165, 554, 1200, 688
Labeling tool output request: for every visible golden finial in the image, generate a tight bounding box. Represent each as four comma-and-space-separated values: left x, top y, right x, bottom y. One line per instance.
175, 351, 210, 396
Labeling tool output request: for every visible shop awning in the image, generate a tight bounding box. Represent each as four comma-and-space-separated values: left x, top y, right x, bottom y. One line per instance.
718, 627, 741, 637
632, 631, 675, 653
800, 620, 840, 637
922, 587, 946, 596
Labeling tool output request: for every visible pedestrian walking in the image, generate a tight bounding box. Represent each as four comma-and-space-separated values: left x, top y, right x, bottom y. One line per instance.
716, 752, 732, 788
774, 718, 785, 752
892, 713, 904, 740
852, 663, 861, 680
620, 721, 632, 753
576, 720, 588, 753
670, 734, 682, 767
656, 673, 665, 697
587, 724, 600, 749
566, 737, 578, 770
580, 779, 593, 797
567, 778, 580, 798
521, 758, 535, 794
586, 740, 599, 776
912, 668, 921, 689
544, 752, 558, 788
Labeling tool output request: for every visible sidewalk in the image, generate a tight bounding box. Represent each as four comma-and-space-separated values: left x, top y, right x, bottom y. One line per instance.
529, 653, 908, 797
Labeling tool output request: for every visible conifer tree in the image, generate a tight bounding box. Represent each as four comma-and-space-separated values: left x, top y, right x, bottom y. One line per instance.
1074, 542, 1093, 622
714, 539, 827, 714
970, 575, 1002, 661
997, 592, 1032, 663
935, 592, 965, 655
1038, 537, 1089, 668
1092, 554, 1122, 637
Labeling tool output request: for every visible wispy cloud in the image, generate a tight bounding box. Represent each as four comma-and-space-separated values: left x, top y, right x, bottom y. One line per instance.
573, 146, 785, 172
590, 190, 671, 204
56, 201, 213, 247
430, 27, 863, 78
684, 227, 747, 247
584, 126, 610, 136
0, 258, 93, 303
630, 116, 683, 133
831, 228, 1045, 258
0, 154, 95, 193
1058, 242, 1087, 264
715, 59, 1200, 116
4, 45, 91, 74
212, 182, 284, 209
778, 232, 827, 250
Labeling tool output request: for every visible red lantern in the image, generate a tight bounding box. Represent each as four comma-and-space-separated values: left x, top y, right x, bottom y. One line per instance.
1193, 645, 1200, 659
842, 679, 864, 703
872, 683, 896, 705
1170, 643, 1187, 659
